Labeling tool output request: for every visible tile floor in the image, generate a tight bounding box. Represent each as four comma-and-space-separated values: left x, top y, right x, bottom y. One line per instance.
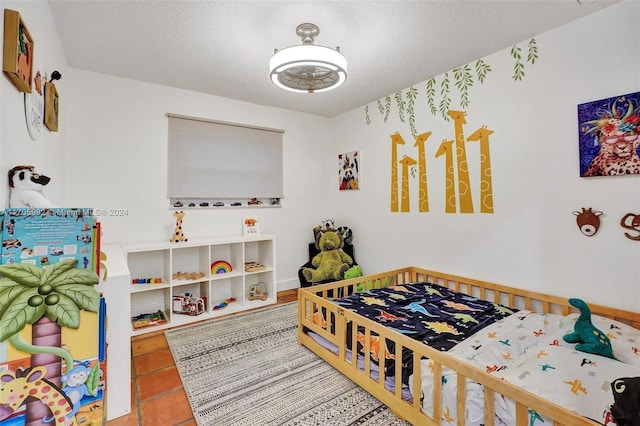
107, 289, 299, 426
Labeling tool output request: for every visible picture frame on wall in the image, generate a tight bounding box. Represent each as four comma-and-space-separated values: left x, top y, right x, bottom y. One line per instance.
44, 82, 59, 131
2, 9, 34, 93
578, 91, 640, 177
338, 150, 360, 190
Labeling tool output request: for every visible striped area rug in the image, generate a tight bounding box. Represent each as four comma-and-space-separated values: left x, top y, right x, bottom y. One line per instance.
165, 302, 410, 426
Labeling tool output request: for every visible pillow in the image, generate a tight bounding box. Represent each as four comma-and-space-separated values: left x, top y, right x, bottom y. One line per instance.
494, 346, 640, 425
567, 314, 640, 366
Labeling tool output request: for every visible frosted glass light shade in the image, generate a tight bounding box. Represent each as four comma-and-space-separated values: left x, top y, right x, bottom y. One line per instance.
269, 24, 347, 93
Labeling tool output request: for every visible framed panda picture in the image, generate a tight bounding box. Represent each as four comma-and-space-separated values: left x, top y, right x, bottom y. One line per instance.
338, 150, 360, 190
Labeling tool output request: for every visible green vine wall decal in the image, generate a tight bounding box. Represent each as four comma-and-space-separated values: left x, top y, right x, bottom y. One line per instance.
511, 44, 525, 81
365, 38, 538, 129
384, 96, 391, 122
474, 59, 492, 83
439, 72, 451, 121
425, 78, 437, 116
453, 64, 474, 108
406, 86, 418, 137
395, 91, 406, 123
527, 38, 538, 64
378, 96, 392, 122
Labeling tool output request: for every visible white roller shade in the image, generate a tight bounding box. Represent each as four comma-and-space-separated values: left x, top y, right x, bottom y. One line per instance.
167, 114, 284, 200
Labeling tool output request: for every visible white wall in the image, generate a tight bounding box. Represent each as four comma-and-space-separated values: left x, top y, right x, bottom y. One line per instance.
1, 0, 68, 207
64, 69, 333, 288
2, 1, 638, 308
331, 0, 640, 311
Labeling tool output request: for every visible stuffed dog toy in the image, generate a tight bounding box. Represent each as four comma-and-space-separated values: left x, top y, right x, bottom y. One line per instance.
8, 165, 57, 208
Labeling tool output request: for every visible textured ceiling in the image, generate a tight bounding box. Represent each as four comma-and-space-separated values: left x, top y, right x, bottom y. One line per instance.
48, 0, 618, 117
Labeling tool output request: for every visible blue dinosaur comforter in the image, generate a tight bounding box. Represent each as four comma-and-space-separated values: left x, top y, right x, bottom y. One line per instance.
332, 281, 516, 384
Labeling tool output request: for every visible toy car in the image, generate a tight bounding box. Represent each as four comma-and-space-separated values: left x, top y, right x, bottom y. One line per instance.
231, 202, 242, 206
50, 247, 64, 256
199, 202, 209, 207
248, 198, 263, 205
213, 202, 224, 207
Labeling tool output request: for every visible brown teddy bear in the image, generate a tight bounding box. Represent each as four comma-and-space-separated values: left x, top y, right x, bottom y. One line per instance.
302, 230, 353, 283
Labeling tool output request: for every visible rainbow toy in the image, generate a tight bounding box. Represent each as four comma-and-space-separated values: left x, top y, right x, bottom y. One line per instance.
213, 297, 236, 310
211, 260, 232, 274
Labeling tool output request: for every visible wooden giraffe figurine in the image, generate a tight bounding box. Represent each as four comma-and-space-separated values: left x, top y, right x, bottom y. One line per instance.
447, 110, 474, 213
390, 132, 405, 212
0, 366, 77, 426
414, 132, 432, 212
170, 210, 188, 242
467, 125, 495, 213
435, 139, 457, 213
398, 154, 417, 212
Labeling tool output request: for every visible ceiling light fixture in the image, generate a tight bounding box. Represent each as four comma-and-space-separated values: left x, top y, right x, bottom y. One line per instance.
270, 23, 347, 93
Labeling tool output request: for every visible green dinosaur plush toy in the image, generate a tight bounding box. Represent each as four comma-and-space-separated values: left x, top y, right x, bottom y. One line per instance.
302, 230, 353, 283
563, 298, 615, 359
344, 265, 362, 280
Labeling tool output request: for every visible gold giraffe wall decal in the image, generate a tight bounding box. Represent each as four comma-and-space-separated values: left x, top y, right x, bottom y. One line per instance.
447, 110, 474, 213
398, 155, 417, 212
435, 139, 457, 213
390, 132, 405, 212
467, 125, 495, 213
414, 132, 431, 212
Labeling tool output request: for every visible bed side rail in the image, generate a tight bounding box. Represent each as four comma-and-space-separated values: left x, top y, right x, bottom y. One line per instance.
298, 285, 600, 426
410, 267, 639, 327
298, 267, 627, 426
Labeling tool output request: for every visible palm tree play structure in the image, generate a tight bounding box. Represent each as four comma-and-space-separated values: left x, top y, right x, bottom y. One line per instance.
0, 259, 101, 426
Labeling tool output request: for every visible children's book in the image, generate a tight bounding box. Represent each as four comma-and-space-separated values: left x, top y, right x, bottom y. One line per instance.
243, 216, 261, 237
1, 208, 96, 270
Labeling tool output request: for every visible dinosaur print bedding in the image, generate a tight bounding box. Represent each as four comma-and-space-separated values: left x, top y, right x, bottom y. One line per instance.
314, 281, 516, 385
411, 310, 640, 425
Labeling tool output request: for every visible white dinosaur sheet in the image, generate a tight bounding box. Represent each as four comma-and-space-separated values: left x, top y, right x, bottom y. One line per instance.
410, 311, 640, 425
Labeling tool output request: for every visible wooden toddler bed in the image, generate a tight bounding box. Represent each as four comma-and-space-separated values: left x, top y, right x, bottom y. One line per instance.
297, 266, 640, 426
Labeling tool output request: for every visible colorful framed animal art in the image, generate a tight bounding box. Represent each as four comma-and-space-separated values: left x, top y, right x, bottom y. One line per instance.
338, 150, 360, 190
44, 82, 59, 131
2, 9, 34, 93
578, 91, 640, 177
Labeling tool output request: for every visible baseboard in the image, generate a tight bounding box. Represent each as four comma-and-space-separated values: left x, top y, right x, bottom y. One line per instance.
277, 277, 300, 291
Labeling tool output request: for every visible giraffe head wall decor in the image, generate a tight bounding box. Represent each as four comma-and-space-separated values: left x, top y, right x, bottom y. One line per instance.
573, 208, 603, 237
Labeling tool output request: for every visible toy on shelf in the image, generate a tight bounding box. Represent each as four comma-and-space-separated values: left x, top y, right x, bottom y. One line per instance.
245, 261, 266, 272
131, 310, 168, 330
8, 164, 57, 208
211, 260, 232, 274
169, 210, 188, 242
213, 297, 236, 310
132, 278, 163, 284
172, 271, 205, 280
173, 292, 207, 316
248, 282, 268, 301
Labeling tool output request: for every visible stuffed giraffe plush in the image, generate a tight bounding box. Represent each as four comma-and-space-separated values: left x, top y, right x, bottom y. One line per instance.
170, 211, 187, 242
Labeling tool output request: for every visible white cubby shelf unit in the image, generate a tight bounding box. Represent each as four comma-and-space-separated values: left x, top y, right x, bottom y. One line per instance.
124, 235, 276, 335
